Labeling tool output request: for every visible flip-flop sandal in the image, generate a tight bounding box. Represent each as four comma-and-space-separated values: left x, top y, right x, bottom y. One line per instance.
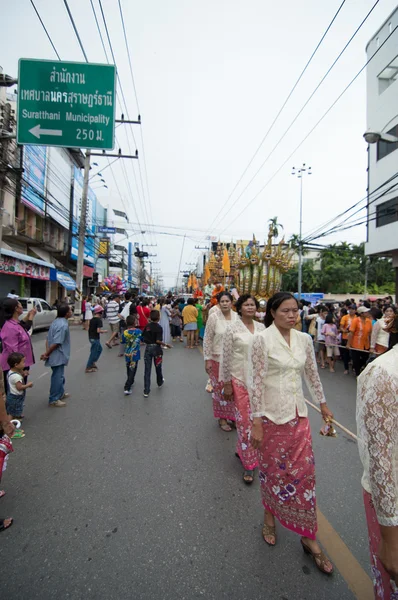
219, 421, 232, 432
0, 491, 5, 499
0, 518, 13, 533
11, 431, 25, 439
243, 470, 254, 485
106, 343, 112, 349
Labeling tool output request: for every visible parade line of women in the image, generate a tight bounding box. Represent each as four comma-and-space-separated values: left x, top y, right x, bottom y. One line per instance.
204, 291, 335, 575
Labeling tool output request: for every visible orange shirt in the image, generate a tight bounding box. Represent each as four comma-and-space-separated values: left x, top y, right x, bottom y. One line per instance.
340, 314, 352, 340
349, 316, 372, 350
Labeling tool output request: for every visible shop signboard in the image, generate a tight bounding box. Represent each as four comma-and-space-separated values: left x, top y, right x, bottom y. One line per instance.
21, 145, 47, 216
0, 255, 50, 280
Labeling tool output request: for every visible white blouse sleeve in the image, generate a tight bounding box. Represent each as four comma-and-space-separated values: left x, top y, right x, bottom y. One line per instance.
219, 324, 234, 383
303, 336, 326, 405
203, 313, 217, 361
360, 365, 398, 526
249, 334, 269, 418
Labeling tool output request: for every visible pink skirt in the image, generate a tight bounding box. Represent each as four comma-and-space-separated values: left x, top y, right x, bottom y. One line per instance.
209, 360, 235, 422
232, 377, 258, 470
258, 415, 317, 540
363, 489, 398, 599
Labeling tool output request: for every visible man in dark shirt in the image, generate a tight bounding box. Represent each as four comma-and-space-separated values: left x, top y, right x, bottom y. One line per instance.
86, 305, 107, 372
142, 310, 170, 397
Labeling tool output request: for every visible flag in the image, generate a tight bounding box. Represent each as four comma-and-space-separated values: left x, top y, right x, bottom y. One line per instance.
203, 263, 211, 285
222, 248, 230, 274
187, 273, 192, 288
192, 274, 198, 290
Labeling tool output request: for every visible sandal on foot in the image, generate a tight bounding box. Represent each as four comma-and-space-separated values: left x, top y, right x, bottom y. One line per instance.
301, 540, 334, 574
85, 368, 96, 373
0, 491, 5, 499
262, 523, 276, 546
219, 420, 232, 432
243, 470, 254, 485
0, 517, 13, 532
105, 342, 112, 349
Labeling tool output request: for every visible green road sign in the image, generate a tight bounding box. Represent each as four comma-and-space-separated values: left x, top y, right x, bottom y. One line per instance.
17, 58, 116, 149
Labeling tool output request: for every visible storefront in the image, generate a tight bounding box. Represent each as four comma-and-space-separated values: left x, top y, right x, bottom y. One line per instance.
0, 248, 54, 300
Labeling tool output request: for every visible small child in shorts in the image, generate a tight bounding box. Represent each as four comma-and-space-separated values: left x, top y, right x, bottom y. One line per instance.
6, 352, 33, 423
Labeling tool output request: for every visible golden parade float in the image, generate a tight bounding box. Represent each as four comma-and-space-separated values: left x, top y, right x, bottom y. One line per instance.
204, 222, 293, 303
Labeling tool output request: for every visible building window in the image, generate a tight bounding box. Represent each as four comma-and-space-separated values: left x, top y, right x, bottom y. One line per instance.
376, 197, 398, 227
378, 55, 398, 93
377, 124, 398, 160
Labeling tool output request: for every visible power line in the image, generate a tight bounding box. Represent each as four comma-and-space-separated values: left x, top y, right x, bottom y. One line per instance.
29, 0, 61, 60
209, 0, 380, 236
220, 23, 398, 234
62, 0, 88, 62
206, 0, 347, 236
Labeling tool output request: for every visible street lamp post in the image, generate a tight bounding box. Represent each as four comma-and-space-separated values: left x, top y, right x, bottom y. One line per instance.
291, 163, 312, 301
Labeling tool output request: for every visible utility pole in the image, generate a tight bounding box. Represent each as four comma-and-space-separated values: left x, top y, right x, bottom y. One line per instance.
74, 149, 91, 317
291, 164, 312, 301
0, 100, 12, 257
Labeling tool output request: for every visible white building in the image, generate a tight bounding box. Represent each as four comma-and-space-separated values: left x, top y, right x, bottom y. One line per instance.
365, 9, 398, 293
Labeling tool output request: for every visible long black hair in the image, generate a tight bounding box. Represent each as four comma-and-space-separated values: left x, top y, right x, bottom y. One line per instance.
388, 315, 398, 350
264, 292, 298, 328
0, 297, 19, 329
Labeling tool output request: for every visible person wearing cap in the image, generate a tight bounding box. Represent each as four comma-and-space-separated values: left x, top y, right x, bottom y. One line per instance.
347, 306, 372, 377
85, 305, 107, 373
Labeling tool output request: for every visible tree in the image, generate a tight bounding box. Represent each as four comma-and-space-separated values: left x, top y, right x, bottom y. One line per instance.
268, 217, 283, 241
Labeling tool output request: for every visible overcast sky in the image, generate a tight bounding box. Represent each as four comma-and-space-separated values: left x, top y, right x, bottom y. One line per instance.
2, 0, 397, 288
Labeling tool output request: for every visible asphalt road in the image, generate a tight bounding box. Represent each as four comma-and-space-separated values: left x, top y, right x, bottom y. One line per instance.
0, 326, 372, 600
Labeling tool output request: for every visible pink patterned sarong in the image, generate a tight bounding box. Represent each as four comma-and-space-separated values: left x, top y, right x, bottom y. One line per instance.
363, 489, 398, 599
258, 415, 317, 540
232, 377, 258, 470
209, 360, 235, 422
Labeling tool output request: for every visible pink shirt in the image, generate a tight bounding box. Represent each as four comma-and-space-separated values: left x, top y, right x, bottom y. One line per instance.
0, 319, 35, 370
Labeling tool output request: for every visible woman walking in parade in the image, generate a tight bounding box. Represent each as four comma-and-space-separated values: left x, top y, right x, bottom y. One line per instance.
203, 291, 238, 432
159, 299, 172, 346
250, 292, 334, 574
182, 299, 198, 350
370, 304, 396, 356
220, 294, 264, 484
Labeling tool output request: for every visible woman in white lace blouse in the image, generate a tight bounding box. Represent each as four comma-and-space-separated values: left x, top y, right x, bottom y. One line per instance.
220, 294, 264, 484
250, 292, 334, 575
203, 292, 238, 432
357, 319, 398, 598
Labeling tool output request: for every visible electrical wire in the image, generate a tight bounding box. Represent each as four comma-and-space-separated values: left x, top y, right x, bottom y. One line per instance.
118, 0, 157, 249
220, 24, 398, 234
206, 0, 348, 236
209, 0, 380, 236
29, 0, 61, 60
62, 0, 88, 62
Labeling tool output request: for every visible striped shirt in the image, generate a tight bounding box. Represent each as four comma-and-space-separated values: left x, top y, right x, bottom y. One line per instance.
106, 300, 120, 324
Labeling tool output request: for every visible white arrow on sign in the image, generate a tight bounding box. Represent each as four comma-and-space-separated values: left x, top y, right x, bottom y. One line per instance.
29, 124, 63, 139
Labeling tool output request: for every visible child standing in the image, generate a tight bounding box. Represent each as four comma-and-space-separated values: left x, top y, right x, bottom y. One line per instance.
315, 307, 328, 369
6, 352, 33, 427
170, 305, 183, 342
85, 305, 107, 373
142, 310, 171, 398
122, 315, 142, 395
322, 314, 340, 373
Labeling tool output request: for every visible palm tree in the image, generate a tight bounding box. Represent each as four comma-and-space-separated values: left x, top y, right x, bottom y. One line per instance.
268, 217, 284, 243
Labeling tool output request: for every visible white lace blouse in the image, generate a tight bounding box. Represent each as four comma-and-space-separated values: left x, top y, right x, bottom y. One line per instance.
220, 319, 265, 384
249, 323, 326, 423
357, 345, 398, 526
203, 309, 238, 362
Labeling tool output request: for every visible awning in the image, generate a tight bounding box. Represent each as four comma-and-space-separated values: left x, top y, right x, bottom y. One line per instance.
1, 247, 55, 269
56, 271, 76, 291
